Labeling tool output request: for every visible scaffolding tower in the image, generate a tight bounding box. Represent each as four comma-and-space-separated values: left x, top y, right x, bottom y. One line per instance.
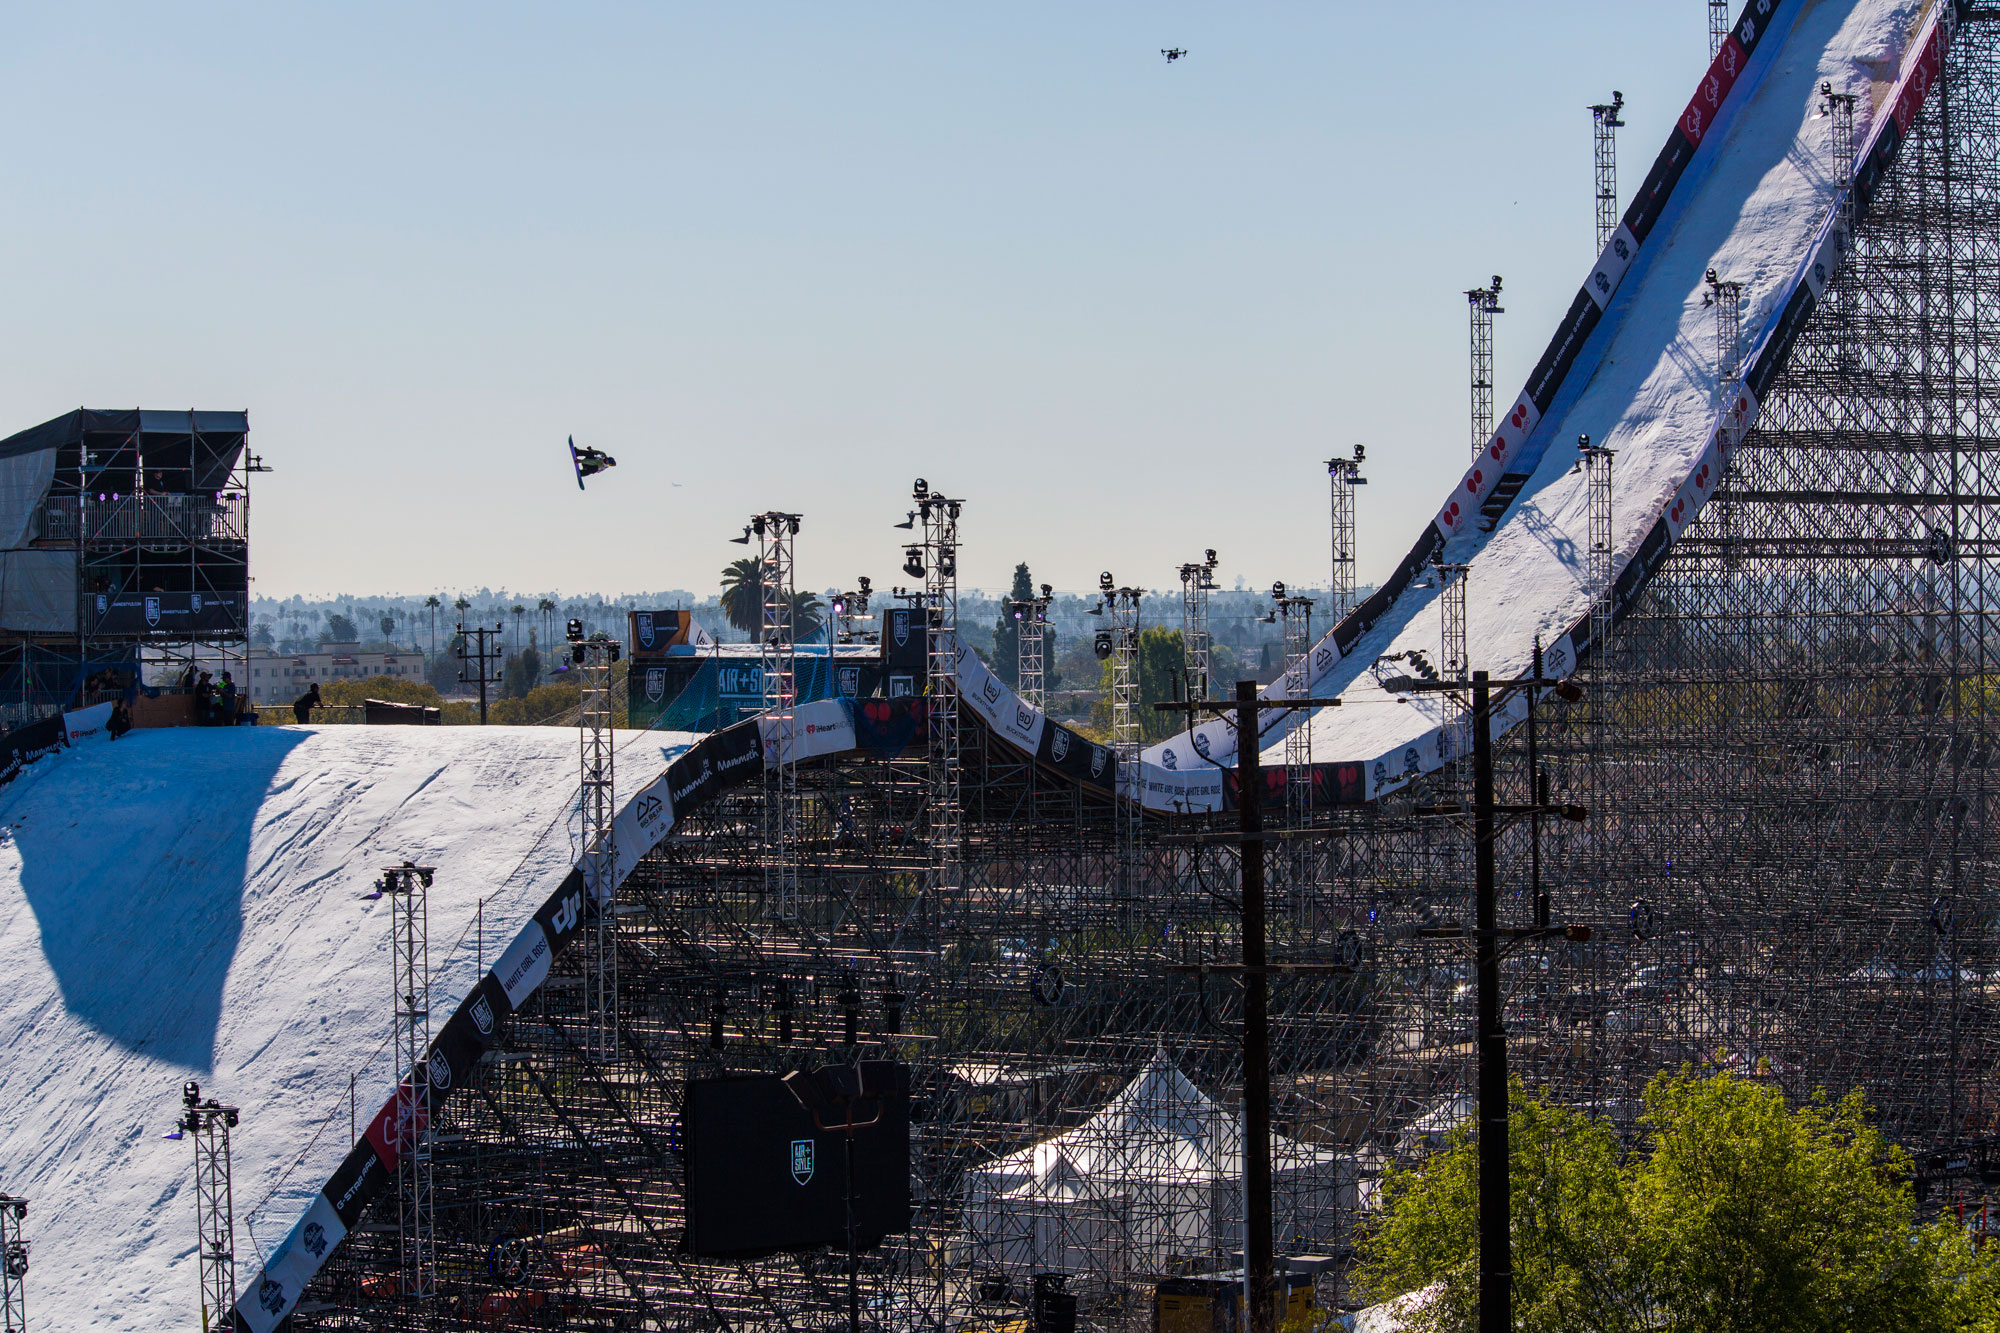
1591, 92, 1626, 252
178, 1083, 237, 1333
1104, 576, 1143, 891
1011, 583, 1053, 709
1466, 278, 1505, 459
1706, 267, 1745, 408
1179, 552, 1220, 703
576, 627, 619, 1046
754, 512, 802, 919
917, 484, 963, 905
381, 862, 435, 1316
1437, 561, 1470, 783
1327, 448, 1366, 625
1709, 0, 1730, 59
0, 1195, 25, 1333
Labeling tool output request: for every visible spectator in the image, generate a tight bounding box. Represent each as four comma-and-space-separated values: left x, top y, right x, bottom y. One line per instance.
292, 682, 322, 725
216, 672, 238, 724
107, 700, 132, 742
177, 662, 197, 692
194, 671, 214, 723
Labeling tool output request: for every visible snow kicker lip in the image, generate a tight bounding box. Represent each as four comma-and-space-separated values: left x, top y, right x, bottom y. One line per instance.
229, 3, 1966, 1324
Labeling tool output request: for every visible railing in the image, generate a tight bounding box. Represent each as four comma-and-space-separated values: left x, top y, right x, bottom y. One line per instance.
40, 492, 249, 544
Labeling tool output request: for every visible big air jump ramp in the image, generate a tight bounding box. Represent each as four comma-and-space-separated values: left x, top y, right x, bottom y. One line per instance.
0, 2, 1954, 1329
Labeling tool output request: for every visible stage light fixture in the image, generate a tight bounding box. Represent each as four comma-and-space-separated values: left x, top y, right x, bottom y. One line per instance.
938, 550, 956, 578
1093, 631, 1113, 660
912, 478, 929, 499
903, 548, 925, 579
1098, 571, 1114, 592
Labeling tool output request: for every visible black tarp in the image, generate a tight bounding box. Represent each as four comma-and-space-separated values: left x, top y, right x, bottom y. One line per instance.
0, 408, 249, 490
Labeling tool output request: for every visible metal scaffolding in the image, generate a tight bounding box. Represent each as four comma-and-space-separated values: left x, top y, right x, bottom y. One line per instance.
576, 628, 619, 1046
918, 484, 963, 906
1012, 583, 1054, 709
1178, 552, 1219, 703
1706, 266, 1745, 409
289, 18, 2000, 1331
1591, 92, 1626, 252
0, 1195, 25, 1333
1327, 447, 1366, 624
1709, 0, 1730, 59
1465, 278, 1505, 460
179, 1083, 238, 1333
1103, 575, 1143, 894
755, 511, 803, 920
382, 862, 435, 1316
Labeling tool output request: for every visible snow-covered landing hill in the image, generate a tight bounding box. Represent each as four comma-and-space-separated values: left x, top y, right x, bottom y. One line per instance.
0, 724, 689, 1333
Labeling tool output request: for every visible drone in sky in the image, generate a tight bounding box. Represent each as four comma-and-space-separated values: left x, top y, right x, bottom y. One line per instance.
568, 435, 617, 491
1161, 47, 1187, 63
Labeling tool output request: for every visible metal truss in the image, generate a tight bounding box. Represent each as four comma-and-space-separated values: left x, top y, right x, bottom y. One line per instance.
1591, 92, 1626, 252
1466, 278, 1505, 460
755, 511, 803, 920
1178, 553, 1219, 703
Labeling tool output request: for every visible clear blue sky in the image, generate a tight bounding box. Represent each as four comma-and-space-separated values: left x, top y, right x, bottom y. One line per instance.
0, 3, 1721, 601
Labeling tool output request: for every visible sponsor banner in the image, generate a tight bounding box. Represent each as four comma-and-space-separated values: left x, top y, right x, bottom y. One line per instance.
883, 607, 928, 672
1802, 213, 1844, 300
953, 644, 1046, 756
759, 698, 856, 768
1523, 290, 1602, 414
1852, 115, 1903, 221
238, 1192, 347, 1333
90, 590, 244, 637
361, 1082, 429, 1174
1539, 633, 1580, 685
628, 609, 692, 657
1732, 0, 1782, 56
1367, 734, 1441, 801
1623, 129, 1699, 244
1746, 285, 1817, 402
1583, 224, 1641, 312
0, 714, 65, 787
1892, 20, 1943, 136
62, 701, 113, 744
1679, 35, 1746, 150
1036, 722, 1115, 793
1136, 759, 1226, 814
603, 770, 675, 889
1439, 393, 1545, 537
850, 696, 926, 756
665, 723, 764, 815
493, 920, 554, 1010
323, 1139, 391, 1229
431, 974, 508, 1092
534, 869, 590, 956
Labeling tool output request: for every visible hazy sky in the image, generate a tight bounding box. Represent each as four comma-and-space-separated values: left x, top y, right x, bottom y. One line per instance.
0, 4, 1722, 600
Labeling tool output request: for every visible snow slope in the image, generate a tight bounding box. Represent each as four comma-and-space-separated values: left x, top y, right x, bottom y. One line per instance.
0, 724, 692, 1333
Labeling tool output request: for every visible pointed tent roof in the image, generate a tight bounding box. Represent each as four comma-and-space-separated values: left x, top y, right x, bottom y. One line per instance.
977, 1051, 1337, 1194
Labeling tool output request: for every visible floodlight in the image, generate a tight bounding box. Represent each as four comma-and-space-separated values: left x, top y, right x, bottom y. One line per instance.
831, 597, 847, 616
1098, 571, 1114, 592
912, 478, 929, 499
184, 1081, 201, 1108
1039, 583, 1052, 599
857, 576, 872, 593
903, 548, 925, 579
947, 500, 961, 519
1553, 680, 1584, 703
730, 526, 752, 545
1271, 580, 1286, 600
894, 512, 916, 530
938, 550, 956, 578
1093, 631, 1113, 660
788, 515, 801, 535
1578, 433, 1591, 452
1204, 548, 1217, 565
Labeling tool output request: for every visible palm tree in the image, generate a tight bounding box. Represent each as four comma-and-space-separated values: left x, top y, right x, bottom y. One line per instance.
790, 591, 827, 638
538, 597, 556, 648
425, 595, 441, 661
720, 558, 768, 635
512, 604, 526, 654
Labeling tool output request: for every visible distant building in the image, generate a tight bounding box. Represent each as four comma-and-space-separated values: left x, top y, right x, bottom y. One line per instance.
246, 642, 427, 705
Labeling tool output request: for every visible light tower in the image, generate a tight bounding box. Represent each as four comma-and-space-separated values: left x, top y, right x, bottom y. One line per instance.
1097, 573, 1143, 894
1008, 583, 1054, 708
179, 1082, 239, 1333
1435, 560, 1471, 784
1267, 583, 1317, 911
1590, 92, 1626, 252
913, 481, 964, 905
1577, 435, 1617, 674
1704, 266, 1745, 410
1709, 0, 1731, 59
569, 617, 619, 1046
1466, 278, 1505, 459
378, 861, 436, 1315
751, 511, 803, 919
0, 1194, 26, 1333
1177, 551, 1219, 702
1327, 446, 1367, 624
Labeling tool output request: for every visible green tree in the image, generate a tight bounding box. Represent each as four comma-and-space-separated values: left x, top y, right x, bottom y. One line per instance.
993, 562, 1033, 689
323, 612, 359, 644
1355, 1070, 2000, 1333
501, 646, 541, 700
720, 558, 766, 634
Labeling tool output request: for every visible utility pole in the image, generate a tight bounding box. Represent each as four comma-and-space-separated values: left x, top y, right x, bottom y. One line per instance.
455, 622, 503, 725
179, 1082, 239, 1333
1155, 682, 1345, 1333
1382, 667, 1591, 1333
0, 1194, 25, 1333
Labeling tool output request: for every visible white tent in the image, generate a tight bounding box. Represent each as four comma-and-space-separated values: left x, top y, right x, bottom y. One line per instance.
963, 1052, 1353, 1282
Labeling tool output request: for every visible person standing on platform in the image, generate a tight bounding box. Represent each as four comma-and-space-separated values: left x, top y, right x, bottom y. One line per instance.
293, 681, 321, 725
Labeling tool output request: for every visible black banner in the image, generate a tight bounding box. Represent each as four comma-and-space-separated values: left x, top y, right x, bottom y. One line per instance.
1622, 130, 1698, 245
1747, 284, 1817, 402
665, 722, 764, 817
1851, 116, 1902, 225
1036, 722, 1115, 793
882, 607, 929, 673
628, 609, 692, 658
0, 715, 64, 787
1526, 290, 1604, 413
430, 974, 510, 1094
533, 868, 591, 958
90, 590, 244, 636
323, 1139, 391, 1230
